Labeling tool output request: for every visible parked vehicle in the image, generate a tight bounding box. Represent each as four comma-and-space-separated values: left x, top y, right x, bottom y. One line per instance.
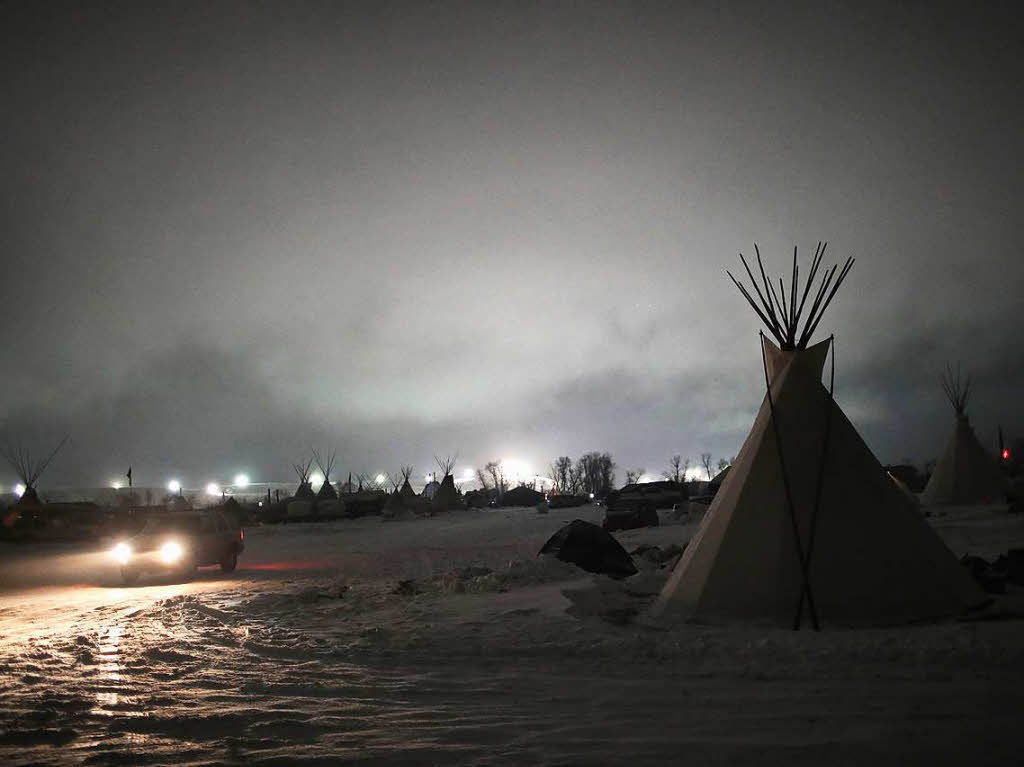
546, 494, 589, 509
604, 481, 687, 514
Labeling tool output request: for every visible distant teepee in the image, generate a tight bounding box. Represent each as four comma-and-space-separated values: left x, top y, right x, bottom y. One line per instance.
399, 465, 417, 500
920, 365, 1007, 506
313, 448, 338, 501
292, 457, 316, 501
653, 244, 984, 628
431, 454, 462, 512
2, 436, 67, 508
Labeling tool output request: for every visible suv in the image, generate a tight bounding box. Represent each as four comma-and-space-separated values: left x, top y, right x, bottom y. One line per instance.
111, 510, 244, 585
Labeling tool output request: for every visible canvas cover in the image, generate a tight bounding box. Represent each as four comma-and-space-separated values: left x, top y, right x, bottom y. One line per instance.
652, 337, 985, 627
430, 474, 461, 512
399, 479, 417, 500
921, 415, 1007, 506
316, 478, 338, 501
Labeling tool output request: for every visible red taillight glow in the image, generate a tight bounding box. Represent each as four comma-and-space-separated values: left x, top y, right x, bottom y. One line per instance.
240, 528, 244, 541
1003, 449, 1011, 461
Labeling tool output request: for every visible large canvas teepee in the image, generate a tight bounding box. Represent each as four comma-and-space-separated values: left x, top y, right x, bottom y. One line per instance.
920, 366, 1007, 506
653, 244, 985, 628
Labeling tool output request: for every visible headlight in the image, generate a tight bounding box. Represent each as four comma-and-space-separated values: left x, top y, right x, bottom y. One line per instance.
111, 542, 132, 564
159, 540, 184, 564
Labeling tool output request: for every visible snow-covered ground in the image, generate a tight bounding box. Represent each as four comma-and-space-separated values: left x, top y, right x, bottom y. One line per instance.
2, 504, 1024, 766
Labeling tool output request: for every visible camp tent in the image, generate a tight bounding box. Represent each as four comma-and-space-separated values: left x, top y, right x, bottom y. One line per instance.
652, 244, 985, 628
920, 366, 1007, 506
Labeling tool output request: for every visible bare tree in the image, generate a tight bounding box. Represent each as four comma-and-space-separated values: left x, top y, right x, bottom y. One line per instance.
662, 454, 689, 483
476, 467, 490, 490
701, 452, 713, 480
717, 456, 734, 472
575, 452, 615, 499
554, 457, 572, 493
485, 460, 506, 499
624, 468, 644, 485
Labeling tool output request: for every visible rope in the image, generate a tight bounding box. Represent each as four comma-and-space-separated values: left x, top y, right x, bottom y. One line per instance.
760, 332, 820, 631
793, 334, 835, 631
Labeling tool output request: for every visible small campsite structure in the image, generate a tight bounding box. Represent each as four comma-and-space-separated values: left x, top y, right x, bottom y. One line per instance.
430, 455, 463, 512
312, 448, 346, 518
287, 457, 316, 520
539, 519, 637, 578
652, 244, 985, 628
2, 436, 67, 509
920, 365, 1007, 506
398, 465, 417, 501
313, 448, 338, 501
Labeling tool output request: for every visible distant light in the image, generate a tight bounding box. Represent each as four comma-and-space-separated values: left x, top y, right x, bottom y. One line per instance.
206, 482, 221, 496
167, 479, 181, 493
375, 473, 386, 484
501, 458, 531, 483
589, 492, 595, 499
234, 473, 250, 488
309, 472, 324, 487
111, 481, 123, 490
1002, 448, 1011, 461
14, 483, 26, 497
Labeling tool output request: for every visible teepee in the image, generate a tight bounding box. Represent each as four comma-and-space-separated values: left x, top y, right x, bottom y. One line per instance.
920, 366, 1007, 506
431, 454, 462, 512
2, 436, 67, 508
313, 448, 338, 501
292, 458, 316, 501
399, 465, 417, 500
652, 244, 985, 628
383, 471, 404, 516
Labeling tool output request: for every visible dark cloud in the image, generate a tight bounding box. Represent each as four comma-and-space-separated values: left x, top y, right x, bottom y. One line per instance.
1, 1, 1022, 490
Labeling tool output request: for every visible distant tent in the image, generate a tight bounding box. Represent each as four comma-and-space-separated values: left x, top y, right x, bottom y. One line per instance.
921, 366, 1007, 506
421, 479, 440, 500
653, 244, 985, 628
313, 448, 338, 501
538, 519, 637, 578
431, 454, 462, 512
399, 466, 417, 500
292, 458, 316, 501
2, 436, 67, 509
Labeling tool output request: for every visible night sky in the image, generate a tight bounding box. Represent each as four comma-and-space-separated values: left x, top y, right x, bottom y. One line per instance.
2, 1, 1022, 490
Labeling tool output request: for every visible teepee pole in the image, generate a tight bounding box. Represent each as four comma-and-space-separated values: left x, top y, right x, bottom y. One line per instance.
793, 334, 835, 631
760, 333, 820, 631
